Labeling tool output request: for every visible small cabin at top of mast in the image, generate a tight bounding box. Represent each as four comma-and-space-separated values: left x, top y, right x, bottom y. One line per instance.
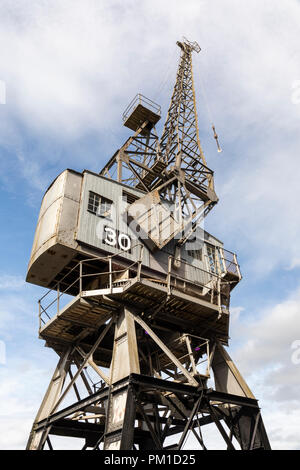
122, 94, 161, 133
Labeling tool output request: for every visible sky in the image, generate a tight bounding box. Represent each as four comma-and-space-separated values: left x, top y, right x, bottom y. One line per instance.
0, 0, 300, 450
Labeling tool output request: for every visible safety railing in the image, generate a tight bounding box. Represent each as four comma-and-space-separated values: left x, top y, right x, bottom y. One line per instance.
205, 247, 241, 280
38, 245, 229, 331
122, 93, 161, 123
166, 256, 222, 308
38, 243, 144, 331
222, 249, 242, 279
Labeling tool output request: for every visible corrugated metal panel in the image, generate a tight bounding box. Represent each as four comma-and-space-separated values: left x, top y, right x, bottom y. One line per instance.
30, 171, 66, 263
76, 172, 224, 274
27, 170, 82, 287
76, 172, 150, 265
27, 167, 228, 290
57, 171, 82, 249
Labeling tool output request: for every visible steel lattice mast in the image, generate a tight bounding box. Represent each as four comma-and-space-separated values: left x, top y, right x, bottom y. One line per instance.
100, 39, 218, 252
151, 38, 218, 248
119, 39, 218, 251
160, 39, 212, 185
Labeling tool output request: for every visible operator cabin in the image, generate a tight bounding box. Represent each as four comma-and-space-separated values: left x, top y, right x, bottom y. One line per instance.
26, 167, 235, 295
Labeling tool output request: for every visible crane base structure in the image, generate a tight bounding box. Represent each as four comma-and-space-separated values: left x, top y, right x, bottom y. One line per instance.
26, 293, 270, 450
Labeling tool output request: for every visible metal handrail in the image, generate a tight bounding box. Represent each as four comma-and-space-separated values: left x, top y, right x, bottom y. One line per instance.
39, 262, 140, 328
38, 247, 230, 329
171, 256, 220, 281
38, 244, 144, 327
204, 247, 241, 278
122, 94, 161, 122
165, 256, 223, 310
39, 243, 144, 303
38, 261, 80, 303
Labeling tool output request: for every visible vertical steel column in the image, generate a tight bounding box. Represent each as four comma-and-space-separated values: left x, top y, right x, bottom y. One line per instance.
103, 307, 140, 450
212, 341, 255, 398
26, 348, 71, 450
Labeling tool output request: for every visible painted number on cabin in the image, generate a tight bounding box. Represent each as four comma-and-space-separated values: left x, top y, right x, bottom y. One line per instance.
103, 226, 131, 252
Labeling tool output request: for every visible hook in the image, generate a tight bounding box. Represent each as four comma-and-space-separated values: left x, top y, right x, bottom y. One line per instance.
212, 125, 222, 153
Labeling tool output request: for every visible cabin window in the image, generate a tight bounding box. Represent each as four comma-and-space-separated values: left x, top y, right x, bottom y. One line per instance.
206, 244, 225, 275
88, 191, 113, 219
187, 249, 203, 261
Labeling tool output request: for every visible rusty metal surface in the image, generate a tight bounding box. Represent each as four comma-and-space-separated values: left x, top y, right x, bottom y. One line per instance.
26, 169, 82, 287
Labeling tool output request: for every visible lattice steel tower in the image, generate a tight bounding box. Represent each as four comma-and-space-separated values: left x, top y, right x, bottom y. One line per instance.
26, 38, 270, 450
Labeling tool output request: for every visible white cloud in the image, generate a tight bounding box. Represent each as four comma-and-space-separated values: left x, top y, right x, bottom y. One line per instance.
0, 361, 57, 449
264, 408, 300, 450
231, 287, 300, 374
286, 258, 300, 271
1, 0, 300, 450
0, 0, 299, 271
0, 0, 297, 138
0, 275, 25, 290
0, 80, 6, 104
230, 306, 244, 323
228, 287, 300, 449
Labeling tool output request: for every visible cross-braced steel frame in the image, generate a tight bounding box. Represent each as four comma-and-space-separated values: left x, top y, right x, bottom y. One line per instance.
100, 116, 163, 192
99, 39, 218, 250
27, 305, 270, 451
159, 39, 213, 188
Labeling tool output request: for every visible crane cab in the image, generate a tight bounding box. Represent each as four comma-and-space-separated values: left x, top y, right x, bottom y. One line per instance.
27, 168, 240, 292
27, 168, 241, 352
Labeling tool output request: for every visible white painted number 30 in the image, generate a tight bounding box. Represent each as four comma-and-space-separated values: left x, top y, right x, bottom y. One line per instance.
104, 227, 131, 251
104, 227, 117, 246
118, 233, 131, 251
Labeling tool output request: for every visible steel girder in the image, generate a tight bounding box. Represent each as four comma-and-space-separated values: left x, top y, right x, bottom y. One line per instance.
27, 305, 270, 451
29, 373, 270, 450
